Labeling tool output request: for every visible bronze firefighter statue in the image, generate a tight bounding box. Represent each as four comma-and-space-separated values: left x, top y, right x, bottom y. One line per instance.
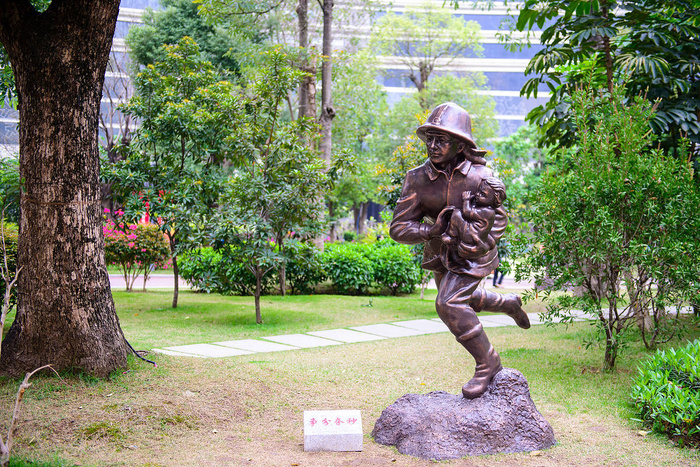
389, 102, 531, 399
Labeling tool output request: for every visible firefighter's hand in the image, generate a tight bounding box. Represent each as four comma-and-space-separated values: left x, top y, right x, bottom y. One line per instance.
428, 206, 455, 238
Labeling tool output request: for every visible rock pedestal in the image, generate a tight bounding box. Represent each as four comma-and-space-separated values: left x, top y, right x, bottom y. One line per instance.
372, 368, 555, 460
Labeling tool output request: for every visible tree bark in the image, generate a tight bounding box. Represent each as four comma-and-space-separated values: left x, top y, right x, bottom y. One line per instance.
171, 254, 180, 308
297, 0, 309, 120
0, 0, 128, 377
319, 0, 335, 168
254, 270, 263, 324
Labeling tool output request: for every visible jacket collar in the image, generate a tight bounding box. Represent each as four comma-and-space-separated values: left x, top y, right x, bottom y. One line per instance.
426, 157, 472, 181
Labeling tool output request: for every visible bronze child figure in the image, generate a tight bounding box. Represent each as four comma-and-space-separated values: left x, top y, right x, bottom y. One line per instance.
389, 102, 530, 399
441, 177, 507, 260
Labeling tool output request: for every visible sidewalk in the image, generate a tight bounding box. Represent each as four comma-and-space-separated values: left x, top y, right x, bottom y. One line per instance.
145, 275, 559, 359
151, 310, 589, 358
109, 273, 190, 291
108, 273, 544, 358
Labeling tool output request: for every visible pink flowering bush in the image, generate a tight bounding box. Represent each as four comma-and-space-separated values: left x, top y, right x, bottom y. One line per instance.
104, 219, 170, 292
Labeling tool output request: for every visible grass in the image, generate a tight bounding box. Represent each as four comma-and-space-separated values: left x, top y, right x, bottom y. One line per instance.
2, 288, 699, 466
115, 289, 444, 349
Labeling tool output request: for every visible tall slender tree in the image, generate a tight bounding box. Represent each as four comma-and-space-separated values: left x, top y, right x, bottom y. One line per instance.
0, 0, 128, 376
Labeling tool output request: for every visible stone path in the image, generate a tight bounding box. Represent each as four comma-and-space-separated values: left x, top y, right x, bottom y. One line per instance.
151, 310, 590, 358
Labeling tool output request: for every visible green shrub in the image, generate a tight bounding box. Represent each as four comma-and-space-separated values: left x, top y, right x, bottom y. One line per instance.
321, 242, 374, 295
285, 241, 325, 295
343, 231, 356, 242
0, 222, 18, 308
178, 247, 223, 293
369, 240, 420, 295
179, 246, 274, 296
631, 340, 700, 447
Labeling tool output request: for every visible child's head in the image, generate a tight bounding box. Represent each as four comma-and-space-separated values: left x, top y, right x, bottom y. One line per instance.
475, 177, 506, 207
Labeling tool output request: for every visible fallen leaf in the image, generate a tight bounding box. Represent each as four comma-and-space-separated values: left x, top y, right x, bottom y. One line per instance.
638, 430, 650, 436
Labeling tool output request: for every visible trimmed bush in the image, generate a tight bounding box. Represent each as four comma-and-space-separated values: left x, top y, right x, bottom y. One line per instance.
179, 246, 274, 296
285, 241, 325, 295
321, 242, 374, 295
0, 222, 18, 308
631, 340, 700, 447
369, 240, 421, 295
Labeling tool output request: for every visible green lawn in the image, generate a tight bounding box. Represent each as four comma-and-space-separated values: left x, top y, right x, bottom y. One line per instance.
116, 289, 441, 349
2, 289, 699, 466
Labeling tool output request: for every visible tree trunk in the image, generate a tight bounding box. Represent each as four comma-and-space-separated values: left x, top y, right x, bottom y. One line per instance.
172, 254, 179, 309
354, 201, 369, 235
297, 0, 309, 120
255, 270, 263, 324
319, 0, 335, 168
0, 1, 128, 377
328, 200, 336, 243
278, 239, 286, 297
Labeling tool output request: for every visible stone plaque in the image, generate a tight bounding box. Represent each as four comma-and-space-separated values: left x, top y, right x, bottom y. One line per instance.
303, 410, 363, 452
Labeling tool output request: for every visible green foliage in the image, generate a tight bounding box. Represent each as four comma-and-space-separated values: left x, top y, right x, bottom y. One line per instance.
178, 246, 274, 296
285, 241, 325, 295
207, 45, 328, 322
177, 246, 222, 293
504, 0, 700, 154
103, 37, 240, 304
8, 458, 69, 467
321, 242, 374, 295
370, 3, 482, 91
0, 156, 20, 223
0, 222, 18, 308
515, 86, 700, 370
321, 240, 420, 295
377, 131, 427, 209
631, 340, 700, 447
0, 43, 15, 108
368, 240, 420, 296
126, 0, 244, 74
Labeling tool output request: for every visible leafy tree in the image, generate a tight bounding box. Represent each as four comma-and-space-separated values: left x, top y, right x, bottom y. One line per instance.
329, 49, 388, 236
370, 2, 482, 95
126, 0, 247, 74
489, 124, 550, 229
515, 86, 700, 371
103, 37, 243, 308
500, 0, 700, 157
0, 0, 129, 377
211, 47, 328, 322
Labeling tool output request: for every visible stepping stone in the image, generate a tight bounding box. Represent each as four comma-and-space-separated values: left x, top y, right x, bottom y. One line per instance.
214, 339, 299, 353
308, 329, 385, 343
392, 319, 449, 334
163, 343, 254, 358
262, 334, 343, 348
351, 323, 426, 338
151, 348, 208, 358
